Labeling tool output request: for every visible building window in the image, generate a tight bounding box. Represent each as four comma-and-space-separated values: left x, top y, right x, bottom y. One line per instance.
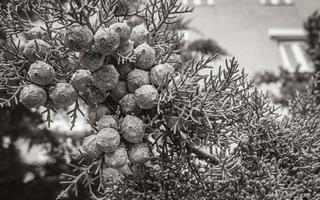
181, 0, 215, 6
269, 29, 313, 72
260, 0, 293, 6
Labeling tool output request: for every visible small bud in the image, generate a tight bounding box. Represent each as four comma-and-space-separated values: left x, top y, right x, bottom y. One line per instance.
28, 61, 55, 86
110, 80, 129, 102
134, 85, 158, 109
94, 27, 120, 55
240, 134, 250, 144
96, 115, 118, 130
81, 135, 101, 159
20, 84, 47, 108
88, 104, 111, 122
121, 115, 146, 143
167, 53, 183, 70
96, 128, 120, 153
70, 69, 92, 92
49, 83, 77, 108
23, 39, 51, 61
92, 64, 120, 91
150, 63, 175, 86
134, 43, 156, 70
127, 69, 150, 92
104, 147, 128, 168
110, 22, 131, 44
128, 143, 150, 164
119, 93, 139, 114
65, 24, 93, 51
130, 24, 149, 46
79, 51, 105, 70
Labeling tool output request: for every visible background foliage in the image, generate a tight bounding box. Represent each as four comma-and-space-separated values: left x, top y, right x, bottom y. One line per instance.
255, 11, 320, 106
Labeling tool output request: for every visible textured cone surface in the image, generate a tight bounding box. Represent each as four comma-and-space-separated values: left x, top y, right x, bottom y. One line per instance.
150, 63, 175, 86
104, 147, 128, 168
128, 143, 150, 164
133, 43, 156, 70
20, 84, 47, 108
82, 135, 100, 158
134, 85, 158, 109
65, 24, 93, 51
49, 83, 77, 108
96, 115, 118, 130
92, 64, 120, 91
88, 105, 111, 122
121, 115, 146, 143
79, 51, 105, 70
70, 69, 92, 92
110, 22, 131, 44
167, 53, 183, 70
114, 0, 130, 16
96, 128, 120, 153
28, 61, 55, 86
119, 93, 138, 114
130, 24, 149, 46
127, 68, 150, 92
94, 27, 120, 55
64, 25, 93, 51
126, 16, 144, 28
110, 80, 129, 102
23, 39, 51, 61
118, 40, 134, 57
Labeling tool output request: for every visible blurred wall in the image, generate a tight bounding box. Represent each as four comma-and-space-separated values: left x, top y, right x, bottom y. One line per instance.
185, 0, 320, 75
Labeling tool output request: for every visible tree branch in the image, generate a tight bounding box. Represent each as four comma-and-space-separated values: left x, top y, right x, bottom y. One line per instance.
186, 142, 220, 165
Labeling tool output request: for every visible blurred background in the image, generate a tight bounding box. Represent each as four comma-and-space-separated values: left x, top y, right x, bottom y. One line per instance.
1, 0, 320, 199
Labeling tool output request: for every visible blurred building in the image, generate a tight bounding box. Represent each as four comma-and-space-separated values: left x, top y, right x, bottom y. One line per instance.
183, 0, 320, 75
